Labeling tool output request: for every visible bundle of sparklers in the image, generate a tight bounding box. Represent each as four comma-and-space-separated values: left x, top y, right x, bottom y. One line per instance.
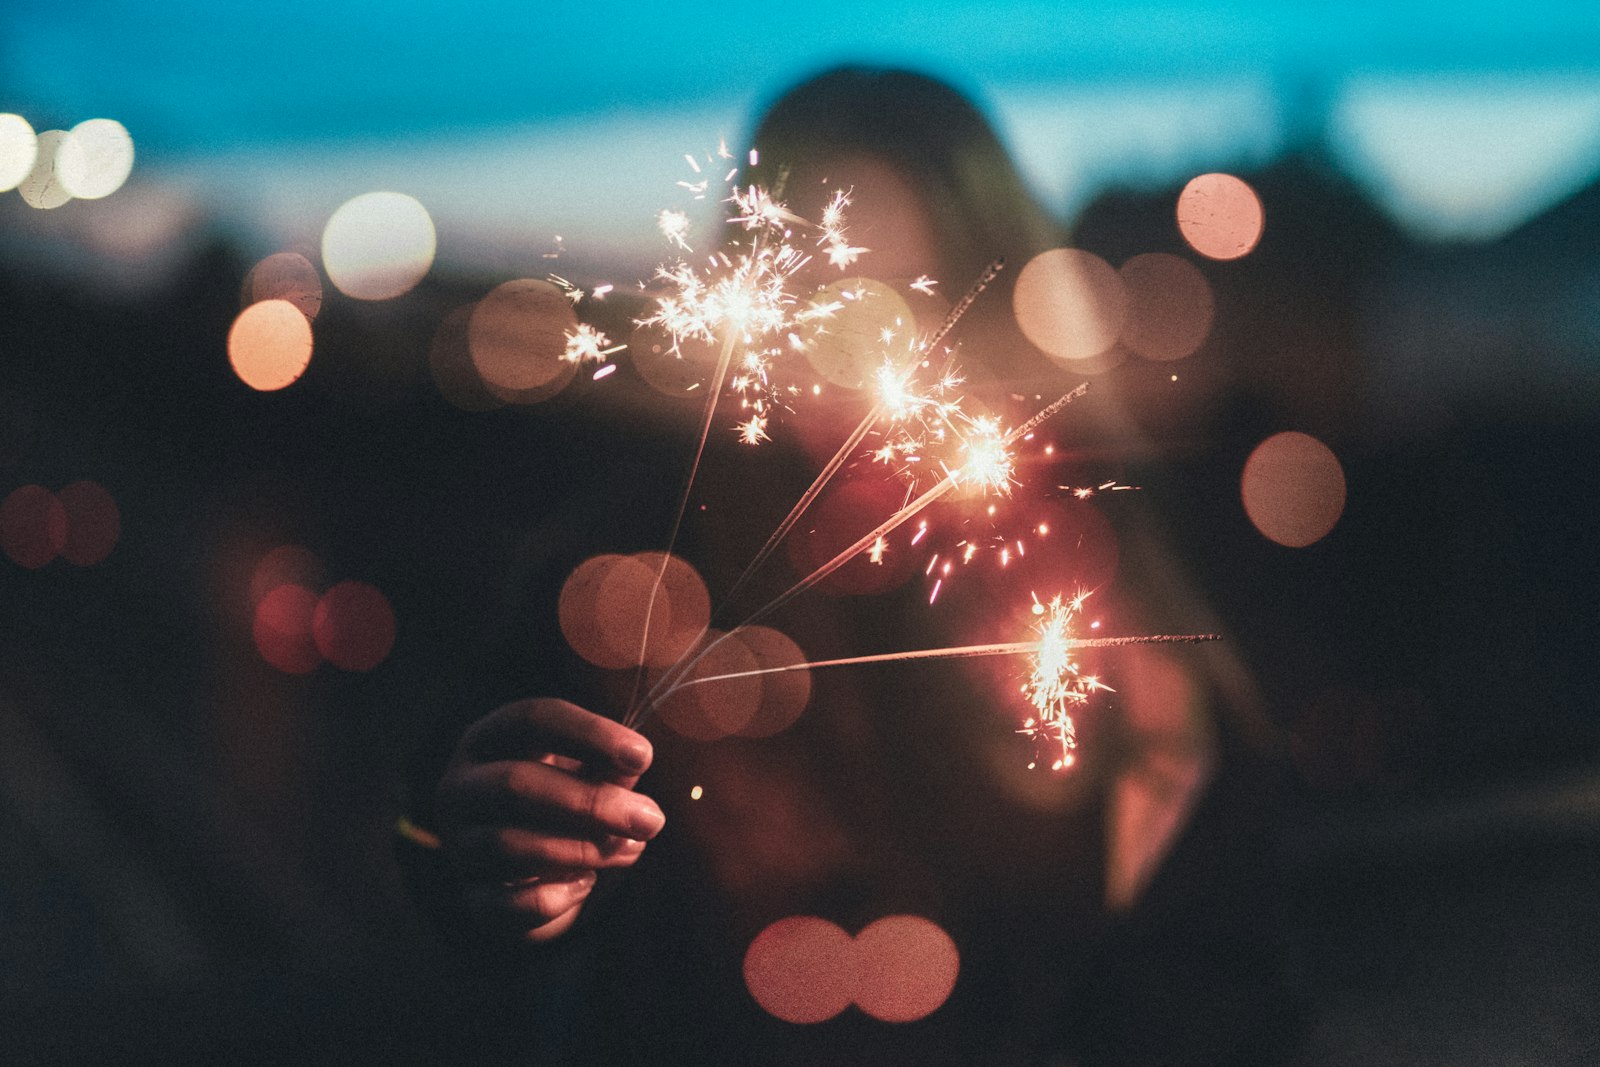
557, 144, 1215, 770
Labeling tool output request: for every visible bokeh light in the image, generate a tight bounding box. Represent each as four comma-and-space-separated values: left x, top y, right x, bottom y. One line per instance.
0, 114, 39, 193
553, 551, 708, 673
1013, 248, 1129, 364
253, 583, 321, 675
1241, 431, 1346, 547
242, 252, 323, 321
312, 580, 397, 671
249, 545, 326, 606
228, 299, 314, 391
468, 278, 579, 396
18, 129, 72, 210
1118, 252, 1215, 362
0, 485, 68, 569
320, 191, 436, 301
429, 305, 505, 411
655, 627, 761, 741
631, 551, 710, 668
853, 915, 960, 1023
56, 118, 134, 200
1176, 173, 1265, 260
731, 625, 810, 738
57, 480, 120, 566
802, 277, 913, 390
627, 320, 717, 398
743, 916, 858, 1024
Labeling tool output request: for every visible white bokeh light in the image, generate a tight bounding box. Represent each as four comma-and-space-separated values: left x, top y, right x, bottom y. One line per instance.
0, 114, 39, 193
57, 118, 135, 199
320, 191, 436, 300
18, 129, 72, 210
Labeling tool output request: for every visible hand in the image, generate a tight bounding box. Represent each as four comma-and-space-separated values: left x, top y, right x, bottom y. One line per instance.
434, 698, 663, 943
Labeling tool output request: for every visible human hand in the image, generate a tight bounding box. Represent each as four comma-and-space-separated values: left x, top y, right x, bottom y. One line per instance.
434, 698, 663, 943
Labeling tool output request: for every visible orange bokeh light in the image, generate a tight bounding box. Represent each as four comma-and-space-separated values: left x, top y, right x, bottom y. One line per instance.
558, 553, 708, 672
242, 252, 324, 322
1176, 173, 1264, 261
249, 545, 325, 606
429, 305, 505, 411
744, 914, 961, 1024
313, 580, 397, 672
743, 916, 858, 1024
469, 279, 579, 396
1118, 252, 1215, 362
853, 915, 961, 1023
627, 320, 717, 398
57, 480, 120, 566
1013, 248, 1129, 365
253, 583, 321, 674
1241, 431, 1346, 547
802, 277, 913, 390
655, 627, 761, 741
731, 625, 811, 738
228, 299, 313, 391
0, 485, 68, 569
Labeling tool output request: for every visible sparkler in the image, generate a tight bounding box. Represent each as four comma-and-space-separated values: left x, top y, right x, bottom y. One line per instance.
569, 147, 1211, 769
651, 589, 1218, 772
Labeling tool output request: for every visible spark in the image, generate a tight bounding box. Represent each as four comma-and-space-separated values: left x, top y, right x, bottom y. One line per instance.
910, 275, 938, 296
638, 161, 866, 445
1021, 592, 1103, 771
1060, 479, 1140, 500
563, 323, 625, 364
737, 416, 770, 446
868, 536, 888, 564
658, 209, 692, 250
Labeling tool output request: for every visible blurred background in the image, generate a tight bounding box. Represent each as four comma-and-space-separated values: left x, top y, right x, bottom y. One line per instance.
3, 2, 1599, 1064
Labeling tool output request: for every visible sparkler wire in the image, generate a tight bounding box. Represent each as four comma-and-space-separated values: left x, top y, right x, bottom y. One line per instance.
658, 633, 1220, 698
717, 259, 1007, 616
624, 327, 740, 719
631, 383, 1090, 728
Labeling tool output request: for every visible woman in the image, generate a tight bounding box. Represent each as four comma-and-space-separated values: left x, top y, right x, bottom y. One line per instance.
413, 65, 1296, 1066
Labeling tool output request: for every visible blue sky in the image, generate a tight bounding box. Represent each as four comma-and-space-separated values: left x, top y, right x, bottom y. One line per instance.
6, 1, 1600, 267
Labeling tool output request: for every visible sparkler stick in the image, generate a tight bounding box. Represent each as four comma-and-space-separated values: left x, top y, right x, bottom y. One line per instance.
625, 327, 740, 714
657, 632, 1220, 697
627, 382, 1090, 729
716, 259, 1008, 617
740, 382, 1088, 627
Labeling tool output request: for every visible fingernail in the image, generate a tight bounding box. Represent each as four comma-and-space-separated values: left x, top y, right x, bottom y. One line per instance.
626, 801, 665, 840
603, 835, 647, 857
617, 738, 651, 774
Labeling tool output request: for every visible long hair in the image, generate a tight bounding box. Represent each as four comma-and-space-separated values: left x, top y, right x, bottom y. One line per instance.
744, 65, 1059, 296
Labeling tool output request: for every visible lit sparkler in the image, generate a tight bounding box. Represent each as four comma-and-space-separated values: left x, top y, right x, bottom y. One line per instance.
651, 590, 1217, 770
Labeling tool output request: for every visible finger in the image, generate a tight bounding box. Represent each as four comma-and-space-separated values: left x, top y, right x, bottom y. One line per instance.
464, 871, 597, 933
444, 759, 666, 842
452, 825, 646, 878
464, 698, 653, 780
